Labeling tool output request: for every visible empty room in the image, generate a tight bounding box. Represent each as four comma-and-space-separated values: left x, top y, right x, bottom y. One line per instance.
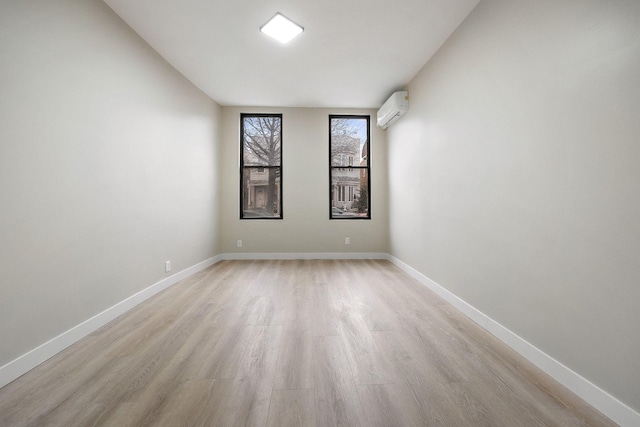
1, 0, 639, 426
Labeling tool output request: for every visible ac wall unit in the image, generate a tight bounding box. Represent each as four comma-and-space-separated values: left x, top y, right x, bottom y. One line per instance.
377, 91, 409, 129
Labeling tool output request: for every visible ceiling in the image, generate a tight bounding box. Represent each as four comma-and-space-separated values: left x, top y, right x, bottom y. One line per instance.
102, 0, 480, 109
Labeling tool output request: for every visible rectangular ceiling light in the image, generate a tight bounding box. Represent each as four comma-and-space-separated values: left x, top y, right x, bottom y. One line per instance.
260, 13, 304, 44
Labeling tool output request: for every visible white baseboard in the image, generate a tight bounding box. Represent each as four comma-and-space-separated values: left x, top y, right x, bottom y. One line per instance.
0, 254, 222, 389
385, 254, 640, 427
222, 252, 388, 260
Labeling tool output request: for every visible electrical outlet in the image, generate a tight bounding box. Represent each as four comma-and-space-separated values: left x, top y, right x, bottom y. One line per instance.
165, 260, 171, 273
237, 240, 243, 248
345, 237, 350, 245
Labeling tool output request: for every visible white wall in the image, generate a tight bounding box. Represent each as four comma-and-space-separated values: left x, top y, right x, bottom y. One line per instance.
0, 0, 222, 367
220, 107, 389, 255
388, 0, 640, 415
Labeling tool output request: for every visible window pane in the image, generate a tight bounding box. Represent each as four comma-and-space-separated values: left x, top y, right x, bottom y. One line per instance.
330, 169, 369, 218
329, 115, 370, 220
242, 167, 281, 218
330, 117, 368, 167
241, 114, 282, 220
243, 116, 282, 166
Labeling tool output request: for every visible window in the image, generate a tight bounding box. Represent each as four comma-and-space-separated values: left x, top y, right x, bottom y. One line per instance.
329, 115, 370, 219
240, 114, 282, 219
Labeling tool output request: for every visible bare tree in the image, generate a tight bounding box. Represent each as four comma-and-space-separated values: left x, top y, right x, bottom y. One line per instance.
242, 116, 281, 215
330, 118, 361, 166
331, 117, 359, 138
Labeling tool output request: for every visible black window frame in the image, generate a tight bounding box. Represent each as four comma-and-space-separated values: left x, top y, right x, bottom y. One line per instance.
329, 114, 371, 220
240, 113, 283, 220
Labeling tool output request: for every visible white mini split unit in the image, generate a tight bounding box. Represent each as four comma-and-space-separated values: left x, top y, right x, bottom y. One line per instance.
376, 91, 409, 129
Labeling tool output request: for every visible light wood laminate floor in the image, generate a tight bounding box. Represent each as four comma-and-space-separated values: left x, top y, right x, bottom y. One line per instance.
0, 260, 615, 426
